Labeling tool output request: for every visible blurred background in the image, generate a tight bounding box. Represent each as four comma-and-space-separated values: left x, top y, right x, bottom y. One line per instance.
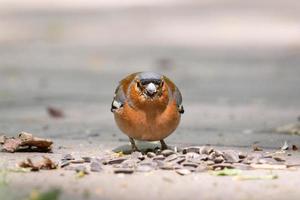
0, 0, 299, 148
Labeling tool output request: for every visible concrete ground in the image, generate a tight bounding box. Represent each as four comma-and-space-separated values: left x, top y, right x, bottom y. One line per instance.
1, 0, 300, 199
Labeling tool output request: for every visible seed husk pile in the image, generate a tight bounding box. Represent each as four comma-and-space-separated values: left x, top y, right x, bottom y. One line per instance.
59, 146, 294, 176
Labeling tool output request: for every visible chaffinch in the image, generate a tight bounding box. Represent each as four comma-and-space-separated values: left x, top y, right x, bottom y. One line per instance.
111, 72, 184, 151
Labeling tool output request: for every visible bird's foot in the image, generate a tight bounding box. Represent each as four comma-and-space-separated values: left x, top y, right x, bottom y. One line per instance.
160, 140, 168, 150
129, 137, 140, 152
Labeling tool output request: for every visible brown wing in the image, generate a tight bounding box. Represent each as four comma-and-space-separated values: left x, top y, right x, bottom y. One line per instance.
163, 76, 184, 114
111, 72, 139, 112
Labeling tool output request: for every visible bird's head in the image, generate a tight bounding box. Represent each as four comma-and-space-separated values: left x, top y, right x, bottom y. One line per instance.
129, 72, 169, 109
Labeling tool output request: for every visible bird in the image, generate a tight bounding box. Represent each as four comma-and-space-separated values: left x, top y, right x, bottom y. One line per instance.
111, 72, 184, 152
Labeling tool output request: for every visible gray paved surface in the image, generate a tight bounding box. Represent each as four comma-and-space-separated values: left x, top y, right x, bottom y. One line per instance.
1, 1, 300, 199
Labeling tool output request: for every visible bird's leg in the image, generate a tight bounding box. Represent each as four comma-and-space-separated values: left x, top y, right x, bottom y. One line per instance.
160, 139, 168, 150
129, 137, 139, 152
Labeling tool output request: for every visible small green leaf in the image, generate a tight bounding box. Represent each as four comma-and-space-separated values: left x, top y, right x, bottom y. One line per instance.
28, 188, 61, 200
211, 168, 241, 176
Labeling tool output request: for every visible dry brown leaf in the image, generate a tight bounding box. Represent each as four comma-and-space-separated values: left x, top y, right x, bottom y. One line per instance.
1, 132, 53, 153
18, 156, 57, 171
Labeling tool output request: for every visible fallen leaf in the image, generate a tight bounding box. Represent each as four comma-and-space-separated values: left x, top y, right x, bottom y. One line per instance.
19, 158, 40, 171
18, 156, 57, 171
1, 132, 53, 152
40, 156, 57, 170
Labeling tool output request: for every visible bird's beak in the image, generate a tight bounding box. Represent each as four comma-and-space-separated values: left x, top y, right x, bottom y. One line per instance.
145, 83, 157, 95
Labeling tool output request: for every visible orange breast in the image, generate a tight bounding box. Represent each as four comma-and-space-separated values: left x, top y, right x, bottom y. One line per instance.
114, 101, 181, 141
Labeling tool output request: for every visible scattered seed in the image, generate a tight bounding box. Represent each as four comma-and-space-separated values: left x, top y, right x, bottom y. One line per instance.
121, 159, 139, 168
273, 157, 285, 162
200, 146, 214, 155
107, 158, 127, 165
252, 144, 263, 151
82, 157, 92, 163
182, 146, 201, 154
62, 154, 74, 161
281, 141, 289, 151
131, 151, 144, 160
114, 168, 134, 174
176, 168, 191, 176
152, 155, 165, 161
182, 162, 198, 168
164, 154, 178, 162
160, 162, 177, 170
223, 150, 240, 163
60, 160, 71, 168
214, 156, 224, 164
146, 152, 156, 158
161, 149, 175, 157
172, 156, 186, 164
70, 159, 85, 164
211, 163, 235, 170
90, 161, 102, 172
238, 152, 247, 159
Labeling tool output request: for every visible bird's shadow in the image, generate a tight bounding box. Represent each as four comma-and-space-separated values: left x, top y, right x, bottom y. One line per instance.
112, 142, 161, 154
112, 142, 179, 154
